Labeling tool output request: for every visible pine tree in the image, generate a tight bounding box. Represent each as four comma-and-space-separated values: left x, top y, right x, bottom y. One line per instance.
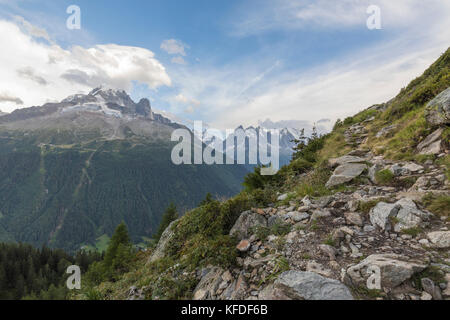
154, 203, 179, 242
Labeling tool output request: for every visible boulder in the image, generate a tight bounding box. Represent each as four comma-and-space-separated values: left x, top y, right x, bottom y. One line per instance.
264, 271, 354, 300
369, 198, 431, 232
427, 231, 450, 249
344, 254, 428, 290
425, 87, 450, 125
328, 155, 366, 167
148, 220, 178, 263
236, 239, 251, 252
326, 163, 367, 188
369, 202, 400, 231
345, 212, 364, 226
389, 164, 409, 176
286, 211, 310, 222
417, 128, 444, 155
229, 210, 267, 240
402, 162, 424, 173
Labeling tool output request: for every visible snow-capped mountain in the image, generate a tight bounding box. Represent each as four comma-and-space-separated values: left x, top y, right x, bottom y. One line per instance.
0, 87, 179, 141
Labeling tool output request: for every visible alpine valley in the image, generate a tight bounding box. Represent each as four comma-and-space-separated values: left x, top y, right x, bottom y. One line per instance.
0, 87, 306, 252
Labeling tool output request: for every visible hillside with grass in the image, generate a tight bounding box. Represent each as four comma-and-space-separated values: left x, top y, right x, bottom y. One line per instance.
77, 48, 450, 301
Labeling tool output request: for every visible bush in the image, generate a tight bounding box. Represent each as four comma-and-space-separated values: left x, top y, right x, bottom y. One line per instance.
375, 169, 395, 185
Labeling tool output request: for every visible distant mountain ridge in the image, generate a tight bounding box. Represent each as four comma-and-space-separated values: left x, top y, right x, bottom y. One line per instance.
0, 87, 249, 252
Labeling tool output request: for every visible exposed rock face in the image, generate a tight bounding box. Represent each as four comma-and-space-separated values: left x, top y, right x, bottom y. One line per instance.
344, 254, 428, 290
265, 271, 354, 300
417, 128, 444, 155
425, 87, 450, 125
427, 231, 450, 248
148, 220, 178, 263
326, 163, 367, 188
229, 211, 267, 240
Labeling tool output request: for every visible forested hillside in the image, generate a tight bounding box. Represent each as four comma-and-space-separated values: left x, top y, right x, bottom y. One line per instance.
0, 135, 247, 252
0, 243, 100, 300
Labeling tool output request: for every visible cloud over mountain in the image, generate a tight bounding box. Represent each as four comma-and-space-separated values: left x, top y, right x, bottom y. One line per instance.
0, 17, 171, 112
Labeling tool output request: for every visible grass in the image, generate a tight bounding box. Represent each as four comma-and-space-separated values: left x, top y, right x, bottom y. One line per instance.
261, 256, 290, 285
250, 222, 292, 242
82, 234, 111, 253
401, 227, 422, 237
422, 194, 450, 217
375, 169, 395, 185
295, 165, 332, 198
352, 285, 385, 300
323, 235, 336, 247
358, 198, 389, 215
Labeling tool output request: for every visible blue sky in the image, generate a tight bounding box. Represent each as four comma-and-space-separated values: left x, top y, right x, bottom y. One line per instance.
0, 0, 449, 129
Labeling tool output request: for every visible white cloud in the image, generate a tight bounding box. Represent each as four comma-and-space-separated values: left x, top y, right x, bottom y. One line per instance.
230, 0, 450, 36
0, 17, 172, 111
161, 39, 188, 56
171, 56, 187, 65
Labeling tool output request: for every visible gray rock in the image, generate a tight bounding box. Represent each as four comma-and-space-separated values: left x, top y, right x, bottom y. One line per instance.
393, 198, 432, 232
287, 211, 310, 222
273, 271, 354, 300
326, 163, 367, 188
193, 267, 224, 300
376, 125, 397, 138
344, 254, 428, 289
277, 193, 288, 201
148, 220, 178, 263
427, 231, 450, 248
319, 244, 337, 261
389, 164, 409, 176
425, 87, 450, 125
345, 212, 363, 226
310, 209, 331, 220
268, 215, 283, 228
369, 198, 431, 232
230, 210, 267, 240
369, 202, 400, 231
402, 162, 424, 173
421, 278, 442, 300
328, 155, 366, 167
417, 128, 444, 155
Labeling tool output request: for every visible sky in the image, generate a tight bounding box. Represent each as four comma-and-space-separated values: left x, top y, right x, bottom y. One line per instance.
0, 0, 449, 130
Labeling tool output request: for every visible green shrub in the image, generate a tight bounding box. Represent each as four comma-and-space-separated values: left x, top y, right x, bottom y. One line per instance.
375, 169, 395, 185
401, 227, 422, 237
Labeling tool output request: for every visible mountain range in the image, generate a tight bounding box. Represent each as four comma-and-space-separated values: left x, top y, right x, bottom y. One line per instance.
0, 87, 250, 252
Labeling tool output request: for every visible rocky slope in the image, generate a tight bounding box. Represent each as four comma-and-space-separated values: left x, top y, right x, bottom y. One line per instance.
84, 48, 450, 301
